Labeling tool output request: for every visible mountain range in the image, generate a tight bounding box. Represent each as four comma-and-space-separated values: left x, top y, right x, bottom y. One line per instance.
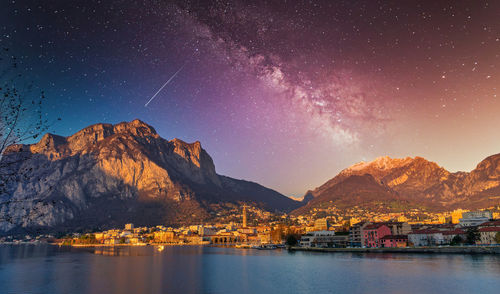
2, 119, 500, 234
294, 155, 500, 215
0, 119, 299, 234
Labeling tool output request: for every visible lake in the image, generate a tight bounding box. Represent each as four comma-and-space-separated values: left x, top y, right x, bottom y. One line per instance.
0, 244, 499, 294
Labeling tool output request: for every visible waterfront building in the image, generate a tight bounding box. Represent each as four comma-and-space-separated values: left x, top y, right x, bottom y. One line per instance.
363, 224, 391, 248
380, 235, 408, 248
184, 235, 204, 245
211, 232, 239, 245
441, 229, 466, 244
299, 230, 336, 247
478, 220, 500, 228
311, 234, 348, 248
258, 232, 271, 244
349, 222, 371, 247
408, 230, 445, 246
479, 227, 500, 245
154, 231, 175, 243
104, 238, 119, 245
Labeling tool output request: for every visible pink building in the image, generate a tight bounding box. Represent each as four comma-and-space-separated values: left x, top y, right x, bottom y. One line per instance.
363, 224, 391, 248
380, 235, 408, 248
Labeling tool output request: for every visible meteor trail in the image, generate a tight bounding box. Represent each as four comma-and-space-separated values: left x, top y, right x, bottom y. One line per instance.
145, 63, 186, 107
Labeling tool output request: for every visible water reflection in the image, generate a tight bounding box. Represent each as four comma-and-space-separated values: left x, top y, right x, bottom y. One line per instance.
1, 245, 500, 294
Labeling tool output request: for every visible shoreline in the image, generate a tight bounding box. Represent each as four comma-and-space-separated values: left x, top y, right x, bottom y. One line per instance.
63, 243, 206, 247
289, 246, 500, 254
3, 243, 500, 255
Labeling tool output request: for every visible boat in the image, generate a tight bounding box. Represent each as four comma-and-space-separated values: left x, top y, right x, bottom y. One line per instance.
235, 244, 252, 249
156, 245, 165, 252
255, 244, 278, 250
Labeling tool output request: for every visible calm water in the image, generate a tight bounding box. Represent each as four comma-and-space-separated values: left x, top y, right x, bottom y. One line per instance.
1, 245, 500, 294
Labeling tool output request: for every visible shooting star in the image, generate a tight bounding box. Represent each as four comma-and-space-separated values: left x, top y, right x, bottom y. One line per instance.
145, 63, 186, 107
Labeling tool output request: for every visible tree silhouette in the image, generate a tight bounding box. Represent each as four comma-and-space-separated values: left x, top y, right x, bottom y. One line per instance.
0, 48, 59, 228
465, 227, 480, 245
450, 235, 463, 246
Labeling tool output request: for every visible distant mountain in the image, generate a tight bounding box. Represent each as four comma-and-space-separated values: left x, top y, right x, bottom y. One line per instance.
294, 155, 500, 215
0, 119, 299, 233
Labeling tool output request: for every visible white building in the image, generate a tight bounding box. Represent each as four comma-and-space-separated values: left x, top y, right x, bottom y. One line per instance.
408, 230, 444, 246
479, 227, 500, 245
459, 211, 492, 227
299, 230, 335, 247
409, 229, 466, 246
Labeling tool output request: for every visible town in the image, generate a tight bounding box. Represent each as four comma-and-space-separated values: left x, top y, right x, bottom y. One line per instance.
2, 205, 500, 250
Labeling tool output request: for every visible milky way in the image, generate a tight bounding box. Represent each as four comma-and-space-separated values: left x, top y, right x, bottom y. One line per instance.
1, 0, 499, 196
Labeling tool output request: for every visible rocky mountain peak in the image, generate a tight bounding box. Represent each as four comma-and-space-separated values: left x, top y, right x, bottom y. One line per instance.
473, 153, 500, 174
0, 120, 299, 233
170, 139, 203, 168
346, 156, 415, 173
113, 119, 158, 137
297, 152, 500, 215
27, 119, 160, 157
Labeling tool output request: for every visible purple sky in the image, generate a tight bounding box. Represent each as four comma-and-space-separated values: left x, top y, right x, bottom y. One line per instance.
2, 0, 500, 196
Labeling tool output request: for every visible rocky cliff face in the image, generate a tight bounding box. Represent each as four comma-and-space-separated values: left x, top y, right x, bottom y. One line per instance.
295, 155, 500, 214
0, 119, 299, 233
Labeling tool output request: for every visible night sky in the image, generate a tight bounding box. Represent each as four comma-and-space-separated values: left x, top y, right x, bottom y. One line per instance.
2, 0, 499, 196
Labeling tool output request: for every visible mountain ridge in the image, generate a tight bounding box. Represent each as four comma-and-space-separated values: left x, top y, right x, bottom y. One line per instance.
295, 154, 500, 214
0, 119, 299, 233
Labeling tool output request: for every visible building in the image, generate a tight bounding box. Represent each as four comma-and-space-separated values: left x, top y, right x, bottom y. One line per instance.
184, 235, 204, 244
349, 222, 370, 247
451, 209, 466, 224
238, 227, 255, 234
199, 226, 217, 236
459, 210, 492, 227
257, 232, 271, 244
314, 218, 330, 231
478, 220, 500, 228
479, 227, 500, 245
383, 222, 411, 235
299, 230, 336, 247
242, 205, 248, 228
408, 230, 444, 246
442, 229, 466, 244
380, 235, 408, 248
363, 224, 391, 248
94, 233, 105, 241
154, 231, 175, 243
463, 210, 493, 219
408, 228, 466, 246
124, 223, 134, 231
312, 234, 348, 248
